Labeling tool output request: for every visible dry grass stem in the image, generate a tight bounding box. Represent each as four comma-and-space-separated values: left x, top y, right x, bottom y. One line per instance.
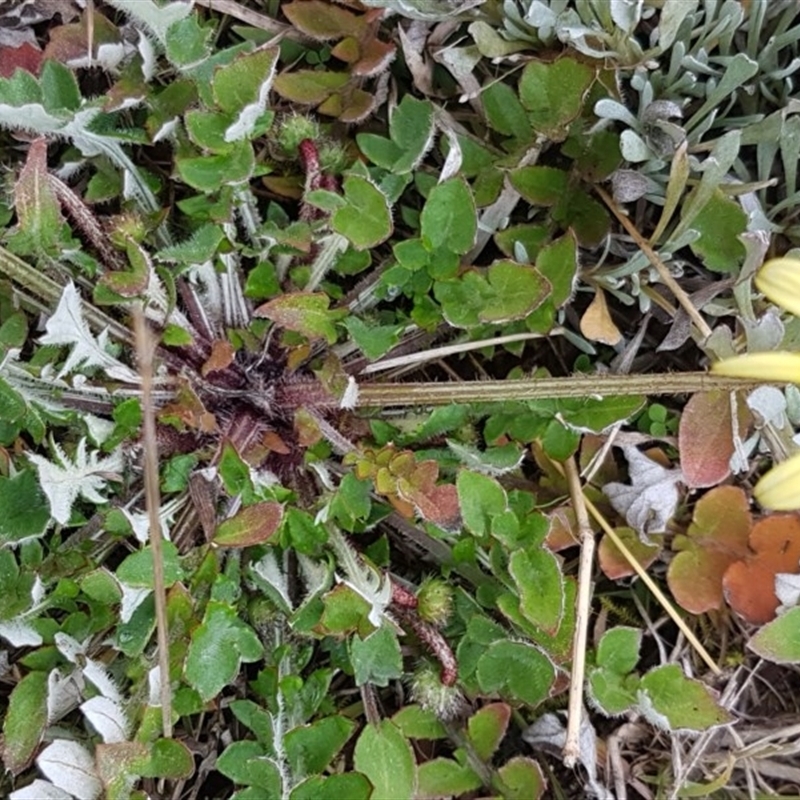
560, 456, 596, 768
133, 305, 173, 738
581, 491, 721, 676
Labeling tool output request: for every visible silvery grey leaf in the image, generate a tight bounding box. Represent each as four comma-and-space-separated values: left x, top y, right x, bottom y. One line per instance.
611, 169, 650, 202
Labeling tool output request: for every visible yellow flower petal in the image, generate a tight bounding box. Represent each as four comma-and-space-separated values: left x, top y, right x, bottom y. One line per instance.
754, 453, 800, 511
756, 258, 800, 318
712, 352, 800, 383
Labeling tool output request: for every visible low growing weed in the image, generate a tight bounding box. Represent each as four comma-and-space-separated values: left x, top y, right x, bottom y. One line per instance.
1, 1, 800, 798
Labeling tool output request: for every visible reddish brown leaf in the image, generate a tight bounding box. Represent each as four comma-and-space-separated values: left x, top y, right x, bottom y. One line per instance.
679, 391, 751, 489
668, 486, 752, 614
43, 10, 120, 64
159, 383, 217, 433
213, 502, 284, 548
262, 430, 291, 455
723, 514, 800, 624
201, 339, 236, 377
0, 43, 43, 78
598, 527, 662, 580
352, 38, 396, 77
544, 506, 579, 552
412, 483, 461, 532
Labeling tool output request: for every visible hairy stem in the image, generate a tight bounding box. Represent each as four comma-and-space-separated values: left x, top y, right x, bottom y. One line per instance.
356, 371, 756, 407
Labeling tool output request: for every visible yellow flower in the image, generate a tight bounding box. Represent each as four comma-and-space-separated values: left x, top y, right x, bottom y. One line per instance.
712, 257, 800, 510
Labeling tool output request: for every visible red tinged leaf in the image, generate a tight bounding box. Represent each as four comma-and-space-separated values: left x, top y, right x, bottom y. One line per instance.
412, 483, 461, 532
679, 391, 751, 489
723, 514, 800, 624
201, 339, 236, 377
0, 43, 43, 78
281, 0, 366, 41
668, 486, 752, 614
212, 502, 284, 548
598, 527, 662, 580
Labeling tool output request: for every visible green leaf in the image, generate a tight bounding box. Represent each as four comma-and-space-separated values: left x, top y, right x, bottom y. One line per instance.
588, 666, 639, 716
417, 758, 483, 798
81, 568, 123, 605
217, 741, 281, 791
354, 720, 416, 800
748, 606, 800, 664
230, 699, 274, 747
213, 502, 284, 547
256, 292, 340, 343
161, 324, 194, 347
164, 15, 212, 67
218, 441, 253, 496
2, 670, 48, 774
161, 453, 198, 493
0, 470, 50, 545
185, 109, 237, 151
350, 624, 403, 687
540, 419, 580, 460
156, 224, 225, 264
467, 702, 510, 761
435, 261, 550, 328
596, 626, 641, 675
553, 187, 609, 246
476, 640, 555, 706
0, 311, 28, 349
420, 177, 476, 255
40, 59, 81, 113
391, 705, 447, 740
184, 600, 265, 701
343, 317, 403, 360
273, 70, 349, 104
141, 739, 195, 779
8, 138, 64, 256
116, 542, 185, 588
688, 190, 747, 273
639, 664, 733, 731
479, 260, 551, 323
509, 547, 565, 634
284, 715, 355, 775
519, 57, 595, 140
0, 68, 42, 107
289, 773, 373, 800
390, 96, 436, 172
457, 471, 508, 538
304, 188, 347, 212
510, 166, 568, 206
496, 756, 547, 800
176, 140, 255, 191
331, 472, 372, 529
244, 262, 280, 300
116, 593, 156, 656
536, 232, 578, 307
482, 81, 530, 140
494, 223, 548, 262
318, 584, 373, 635
331, 174, 393, 250
357, 133, 404, 170
281, 507, 327, 555
212, 45, 279, 115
